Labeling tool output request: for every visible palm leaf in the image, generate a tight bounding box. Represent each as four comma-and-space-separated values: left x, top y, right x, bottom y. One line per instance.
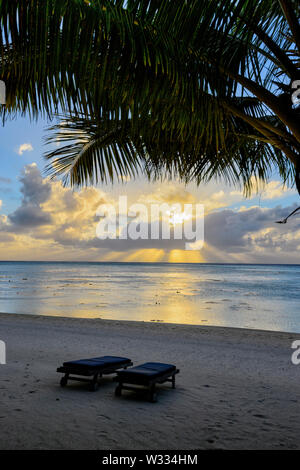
1, 0, 299, 193
44, 108, 294, 196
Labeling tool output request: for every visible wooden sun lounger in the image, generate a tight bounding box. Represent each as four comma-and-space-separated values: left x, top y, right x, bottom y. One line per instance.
57, 355, 133, 391
114, 362, 179, 402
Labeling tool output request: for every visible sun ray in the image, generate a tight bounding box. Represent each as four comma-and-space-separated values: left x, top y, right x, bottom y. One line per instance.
123, 249, 165, 262
168, 249, 205, 263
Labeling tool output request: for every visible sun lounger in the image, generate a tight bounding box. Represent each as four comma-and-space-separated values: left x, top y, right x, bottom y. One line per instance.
57, 355, 133, 391
114, 362, 179, 402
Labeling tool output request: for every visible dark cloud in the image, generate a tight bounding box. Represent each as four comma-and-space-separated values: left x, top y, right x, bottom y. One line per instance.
9, 204, 52, 229
19, 164, 51, 204
6, 164, 52, 231
205, 204, 300, 252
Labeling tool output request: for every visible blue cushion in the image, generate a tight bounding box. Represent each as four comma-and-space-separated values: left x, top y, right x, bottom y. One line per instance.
117, 362, 176, 380
63, 356, 131, 368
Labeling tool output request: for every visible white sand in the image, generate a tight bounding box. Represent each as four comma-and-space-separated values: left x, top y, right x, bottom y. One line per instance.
0, 312, 300, 450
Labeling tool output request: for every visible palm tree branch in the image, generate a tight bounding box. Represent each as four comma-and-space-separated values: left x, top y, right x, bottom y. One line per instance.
278, 0, 300, 52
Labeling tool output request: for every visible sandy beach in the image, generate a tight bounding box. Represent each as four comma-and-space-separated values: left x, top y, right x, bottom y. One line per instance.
0, 312, 300, 450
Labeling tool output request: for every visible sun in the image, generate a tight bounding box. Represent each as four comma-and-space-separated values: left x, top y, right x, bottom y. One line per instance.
166, 209, 192, 225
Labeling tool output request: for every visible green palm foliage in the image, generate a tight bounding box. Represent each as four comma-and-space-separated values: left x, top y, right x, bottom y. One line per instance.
0, 0, 299, 194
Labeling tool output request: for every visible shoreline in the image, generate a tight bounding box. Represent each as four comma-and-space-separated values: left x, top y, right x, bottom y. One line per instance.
1, 312, 300, 449
0, 310, 299, 337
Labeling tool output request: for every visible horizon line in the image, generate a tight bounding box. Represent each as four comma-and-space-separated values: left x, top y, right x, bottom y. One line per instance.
0, 260, 300, 266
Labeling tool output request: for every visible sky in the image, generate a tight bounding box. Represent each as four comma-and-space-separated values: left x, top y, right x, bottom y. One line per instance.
0, 114, 300, 263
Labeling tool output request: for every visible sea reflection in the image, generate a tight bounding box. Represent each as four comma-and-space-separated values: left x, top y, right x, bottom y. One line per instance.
0, 262, 299, 332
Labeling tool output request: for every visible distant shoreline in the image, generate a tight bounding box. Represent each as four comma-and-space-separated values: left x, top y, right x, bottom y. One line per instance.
0, 311, 298, 336
1, 260, 300, 266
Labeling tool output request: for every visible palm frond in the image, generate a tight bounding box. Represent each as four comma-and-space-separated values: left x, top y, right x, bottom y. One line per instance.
45, 109, 294, 197
1, 0, 299, 193
44, 115, 147, 186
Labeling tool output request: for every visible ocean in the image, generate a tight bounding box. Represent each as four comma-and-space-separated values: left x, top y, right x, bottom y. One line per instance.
0, 261, 299, 333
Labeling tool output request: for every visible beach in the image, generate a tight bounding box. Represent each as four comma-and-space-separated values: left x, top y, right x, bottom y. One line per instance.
0, 312, 300, 450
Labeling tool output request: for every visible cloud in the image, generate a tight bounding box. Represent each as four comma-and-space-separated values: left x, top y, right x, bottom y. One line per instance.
0, 177, 11, 184
138, 185, 196, 205
205, 204, 300, 253
0, 165, 299, 262
9, 204, 52, 229
1, 164, 110, 246
19, 163, 51, 204
0, 232, 15, 242
17, 143, 33, 155
0, 177, 12, 193
4, 164, 52, 232
118, 175, 131, 182
260, 180, 296, 200
233, 177, 297, 200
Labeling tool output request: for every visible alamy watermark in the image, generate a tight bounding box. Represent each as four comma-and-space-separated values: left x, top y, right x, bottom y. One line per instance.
0, 80, 5, 104
95, 196, 204, 250
291, 340, 300, 365
0, 340, 6, 364
291, 80, 300, 106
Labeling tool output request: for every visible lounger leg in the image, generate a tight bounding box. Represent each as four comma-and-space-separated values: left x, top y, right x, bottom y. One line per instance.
115, 382, 122, 397
149, 384, 157, 403
60, 373, 69, 387
89, 373, 99, 391
172, 374, 176, 389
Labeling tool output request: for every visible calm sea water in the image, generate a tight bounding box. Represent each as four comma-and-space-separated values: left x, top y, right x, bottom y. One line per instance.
0, 261, 299, 332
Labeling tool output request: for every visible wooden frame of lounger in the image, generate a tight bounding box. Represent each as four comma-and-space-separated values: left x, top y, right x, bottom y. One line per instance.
114, 368, 179, 402
57, 360, 133, 391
